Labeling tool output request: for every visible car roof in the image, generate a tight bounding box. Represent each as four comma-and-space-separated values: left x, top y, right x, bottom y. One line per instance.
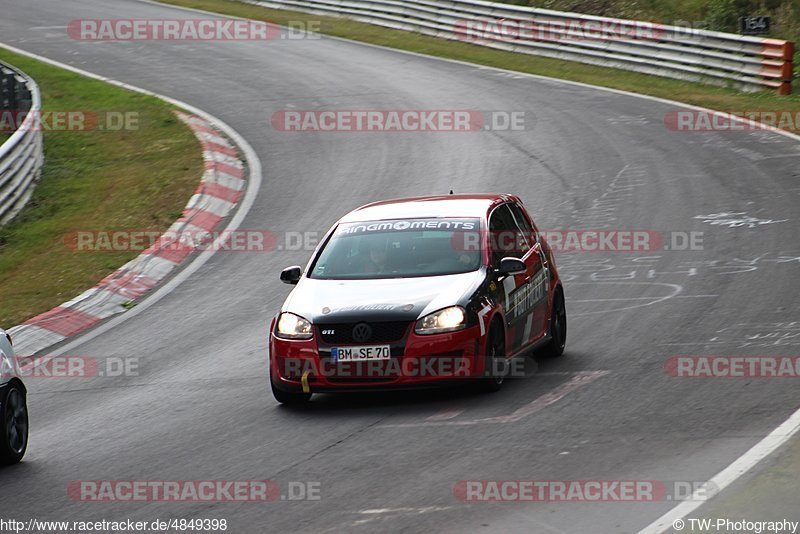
339, 194, 520, 223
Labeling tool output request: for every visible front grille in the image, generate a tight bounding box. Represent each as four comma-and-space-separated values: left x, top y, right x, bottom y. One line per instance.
318, 321, 410, 344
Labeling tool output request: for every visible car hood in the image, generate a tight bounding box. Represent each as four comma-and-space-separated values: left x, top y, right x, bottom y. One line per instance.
282, 270, 486, 323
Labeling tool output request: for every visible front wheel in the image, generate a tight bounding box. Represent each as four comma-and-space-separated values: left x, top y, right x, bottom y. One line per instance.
539, 288, 567, 359
271, 378, 311, 405
0, 384, 28, 465
480, 325, 507, 393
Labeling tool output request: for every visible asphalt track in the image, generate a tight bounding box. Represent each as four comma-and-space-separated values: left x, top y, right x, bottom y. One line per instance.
2, 0, 800, 531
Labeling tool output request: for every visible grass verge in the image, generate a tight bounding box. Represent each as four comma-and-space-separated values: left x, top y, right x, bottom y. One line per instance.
0, 49, 203, 327
700, 431, 800, 521
161, 0, 800, 115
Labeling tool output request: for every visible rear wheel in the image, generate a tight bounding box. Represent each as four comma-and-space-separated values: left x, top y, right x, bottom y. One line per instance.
0, 384, 28, 465
270, 378, 312, 405
539, 288, 567, 358
480, 324, 507, 392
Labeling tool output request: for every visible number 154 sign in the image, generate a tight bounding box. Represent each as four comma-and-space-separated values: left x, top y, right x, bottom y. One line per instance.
739, 16, 770, 35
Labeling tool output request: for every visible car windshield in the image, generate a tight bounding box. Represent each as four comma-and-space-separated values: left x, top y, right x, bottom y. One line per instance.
310, 218, 483, 279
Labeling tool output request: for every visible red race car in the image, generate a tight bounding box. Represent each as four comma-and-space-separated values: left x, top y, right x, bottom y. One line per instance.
269, 194, 566, 404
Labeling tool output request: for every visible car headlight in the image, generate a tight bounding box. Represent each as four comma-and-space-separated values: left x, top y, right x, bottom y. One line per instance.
415, 306, 467, 335
275, 312, 314, 340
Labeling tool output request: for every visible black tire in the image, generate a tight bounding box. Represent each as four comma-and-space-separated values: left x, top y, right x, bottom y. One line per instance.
0, 383, 28, 465
270, 378, 311, 405
539, 288, 567, 358
480, 324, 507, 393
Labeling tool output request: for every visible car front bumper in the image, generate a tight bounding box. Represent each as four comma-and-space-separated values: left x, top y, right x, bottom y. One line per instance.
270, 324, 488, 393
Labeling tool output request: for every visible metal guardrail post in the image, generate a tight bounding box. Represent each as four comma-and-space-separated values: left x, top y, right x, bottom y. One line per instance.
0, 61, 44, 226
1, 69, 18, 110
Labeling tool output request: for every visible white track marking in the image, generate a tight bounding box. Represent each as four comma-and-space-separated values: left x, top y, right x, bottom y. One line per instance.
569, 295, 717, 302
482, 370, 609, 424
639, 407, 800, 533
386, 371, 609, 427
350, 507, 459, 527
567, 282, 683, 317
360, 507, 457, 514
694, 212, 788, 228
426, 408, 466, 421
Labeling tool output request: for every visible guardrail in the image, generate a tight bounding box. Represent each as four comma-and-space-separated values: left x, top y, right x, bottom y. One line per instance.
246, 0, 795, 94
0, 61, 43, 225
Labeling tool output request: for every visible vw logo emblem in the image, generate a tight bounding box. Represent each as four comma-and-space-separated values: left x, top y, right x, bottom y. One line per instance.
352, 323, 372, 343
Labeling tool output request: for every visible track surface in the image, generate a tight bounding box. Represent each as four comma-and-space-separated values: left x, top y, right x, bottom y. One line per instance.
2, 0, 800, 531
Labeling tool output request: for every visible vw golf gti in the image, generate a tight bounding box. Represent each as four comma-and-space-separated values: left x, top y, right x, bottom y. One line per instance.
269, 194, 566, 403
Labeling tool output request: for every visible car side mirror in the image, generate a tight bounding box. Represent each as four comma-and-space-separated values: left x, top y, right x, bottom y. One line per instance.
496, 257, 526, 276
280, 265, 302, 285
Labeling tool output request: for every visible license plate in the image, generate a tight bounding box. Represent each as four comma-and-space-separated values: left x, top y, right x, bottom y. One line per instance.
331, 345, 391, 362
